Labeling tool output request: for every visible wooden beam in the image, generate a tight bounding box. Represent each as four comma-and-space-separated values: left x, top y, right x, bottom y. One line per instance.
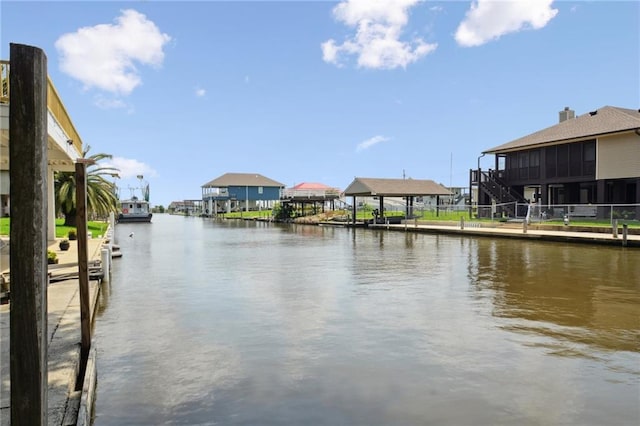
75, 160, 91, 387
9, 43, 49, 426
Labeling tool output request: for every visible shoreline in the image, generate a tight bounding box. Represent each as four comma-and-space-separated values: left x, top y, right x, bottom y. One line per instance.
237, 216, 640, 248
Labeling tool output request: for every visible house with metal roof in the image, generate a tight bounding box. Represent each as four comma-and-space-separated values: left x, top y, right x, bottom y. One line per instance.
343, 177, 451, 224
471, 106, 640, 219
201, 172, 285, 215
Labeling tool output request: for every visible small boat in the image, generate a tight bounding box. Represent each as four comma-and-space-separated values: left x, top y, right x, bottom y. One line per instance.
117, 175, 153, 223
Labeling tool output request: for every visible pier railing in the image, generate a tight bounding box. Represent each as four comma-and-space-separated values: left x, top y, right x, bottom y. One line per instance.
357, 201, 639, 225
281, 188, 341, 199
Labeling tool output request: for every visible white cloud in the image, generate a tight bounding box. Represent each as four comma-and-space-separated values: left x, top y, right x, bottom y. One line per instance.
356, 135, 390, 152
322, 0, 437, 69
106, 157, 157, 179
195, 88, 206, 97
94, 95, 127, 110
455, 0, 558, 47
55, 9, 171, 95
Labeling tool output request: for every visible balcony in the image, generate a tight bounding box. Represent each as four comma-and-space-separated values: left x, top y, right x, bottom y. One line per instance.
1, 59, 83, 171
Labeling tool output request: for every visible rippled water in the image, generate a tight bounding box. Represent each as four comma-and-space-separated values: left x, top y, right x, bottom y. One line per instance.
93, 214, 640, 425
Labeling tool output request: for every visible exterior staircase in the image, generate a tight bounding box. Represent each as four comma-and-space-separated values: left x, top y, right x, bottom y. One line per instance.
478, 170, 528, 217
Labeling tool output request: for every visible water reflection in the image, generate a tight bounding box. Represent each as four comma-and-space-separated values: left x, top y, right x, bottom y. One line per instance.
468, 238, 640, 353
93, 216, 640, 425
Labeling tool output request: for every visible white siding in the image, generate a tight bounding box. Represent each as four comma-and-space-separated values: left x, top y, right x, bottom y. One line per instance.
596, 133, 640, 179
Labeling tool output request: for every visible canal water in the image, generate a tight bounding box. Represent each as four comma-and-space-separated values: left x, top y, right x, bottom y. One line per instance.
93, 214, 639, 425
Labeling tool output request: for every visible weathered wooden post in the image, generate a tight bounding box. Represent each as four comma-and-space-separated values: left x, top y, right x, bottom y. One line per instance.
612, 219, 618, 239
75, 159, 93, 386
9, 43, 49, 426
352, 196, 357, 226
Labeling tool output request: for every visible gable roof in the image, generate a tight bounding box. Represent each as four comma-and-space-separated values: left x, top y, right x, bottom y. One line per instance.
484, 106, 640, 154
202, 172, 285, 188
343, 177, 451, 197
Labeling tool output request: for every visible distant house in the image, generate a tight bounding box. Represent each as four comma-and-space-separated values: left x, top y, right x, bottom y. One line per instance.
201, 172, 285, 215
280, 182, 343, 216
168, 200, 200, 215
472, 106, 640, 219
419, 186, 468, 207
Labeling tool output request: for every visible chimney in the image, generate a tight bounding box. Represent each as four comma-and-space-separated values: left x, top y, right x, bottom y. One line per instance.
559, 106, 575, 123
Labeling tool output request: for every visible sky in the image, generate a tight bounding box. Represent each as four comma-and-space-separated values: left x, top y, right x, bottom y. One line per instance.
1, 0, 638, 207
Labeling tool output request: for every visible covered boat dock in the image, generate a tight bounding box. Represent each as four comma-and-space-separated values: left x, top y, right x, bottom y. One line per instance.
343, 177, 451, 225
279, 182, 342, 217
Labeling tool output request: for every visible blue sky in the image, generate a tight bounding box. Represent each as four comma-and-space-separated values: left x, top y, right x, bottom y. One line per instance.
2, 1, 638, 207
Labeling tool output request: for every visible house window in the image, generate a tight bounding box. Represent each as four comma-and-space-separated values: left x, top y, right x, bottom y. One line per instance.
583, 140, 596, 175
519, 152, 529, 179
557, 145, 569, 177
505, 153, 517, 180
258, 186, 263, 194
570, 143, 582, 176
546, 146, 557, 178
529, 150, 540, 179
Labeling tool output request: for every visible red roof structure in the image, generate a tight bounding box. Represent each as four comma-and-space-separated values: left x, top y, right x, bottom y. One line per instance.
292, 182, 335, 190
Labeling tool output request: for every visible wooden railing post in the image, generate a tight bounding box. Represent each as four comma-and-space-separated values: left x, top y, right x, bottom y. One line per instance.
9, 43, 49, 426
75, 160, 92, 387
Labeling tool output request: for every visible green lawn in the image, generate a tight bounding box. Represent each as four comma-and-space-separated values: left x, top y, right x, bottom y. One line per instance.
0, 217, 109, 238
218, 210, 274, 219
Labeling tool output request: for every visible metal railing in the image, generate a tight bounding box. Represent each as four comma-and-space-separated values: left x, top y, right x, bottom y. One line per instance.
1, 59, 83, 154
470, 202, 639, 224
353, 200, 639, 225
281, 188, 341, 199
1, 60, 9, 103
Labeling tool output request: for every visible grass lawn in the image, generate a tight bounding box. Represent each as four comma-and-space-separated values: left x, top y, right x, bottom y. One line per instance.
0, 217, 110, 238
219, 210, 274, 219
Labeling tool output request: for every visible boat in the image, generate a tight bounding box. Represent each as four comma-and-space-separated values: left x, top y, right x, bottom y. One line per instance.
117, 175, 153, 223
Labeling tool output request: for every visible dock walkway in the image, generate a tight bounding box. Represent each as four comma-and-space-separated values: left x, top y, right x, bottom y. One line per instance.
365, 221, 640, 247
1, 237, 106, 425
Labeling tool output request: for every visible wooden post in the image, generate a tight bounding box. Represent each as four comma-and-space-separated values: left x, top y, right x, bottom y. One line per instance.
9, 43, 49, 426
352, 196, 357, 226
75, 160, 92, 386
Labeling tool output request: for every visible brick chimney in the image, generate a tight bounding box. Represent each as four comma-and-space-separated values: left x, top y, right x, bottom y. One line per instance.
559, 106, 575, 123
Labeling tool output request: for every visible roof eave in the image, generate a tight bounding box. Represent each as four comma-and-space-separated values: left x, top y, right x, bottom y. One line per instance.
483, 128, 640, 155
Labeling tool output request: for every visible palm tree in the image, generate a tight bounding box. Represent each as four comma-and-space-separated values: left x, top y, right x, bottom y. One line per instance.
55, 145, 120, 227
